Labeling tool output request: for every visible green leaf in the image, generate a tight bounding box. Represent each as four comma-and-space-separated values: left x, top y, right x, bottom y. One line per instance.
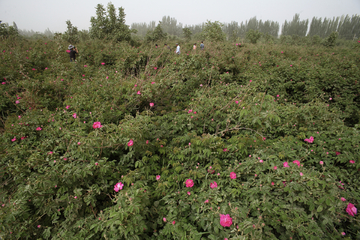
317, 205, 323, 212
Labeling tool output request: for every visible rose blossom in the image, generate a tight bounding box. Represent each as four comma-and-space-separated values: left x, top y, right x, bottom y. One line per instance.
293, 160, 300, 167
210, 181, 218, 189
346, 203, 357, 216
93, 122, 102, 129
185, 179, 194, 188
230, 172, 236, 179
220, 214, 232, 227
114, 182, 124, 192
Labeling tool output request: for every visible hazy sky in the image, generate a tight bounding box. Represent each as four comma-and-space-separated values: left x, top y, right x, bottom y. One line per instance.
1, 0, 359, 33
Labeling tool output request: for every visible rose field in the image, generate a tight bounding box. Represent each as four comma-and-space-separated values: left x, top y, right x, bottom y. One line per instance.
1, 31, 360, 239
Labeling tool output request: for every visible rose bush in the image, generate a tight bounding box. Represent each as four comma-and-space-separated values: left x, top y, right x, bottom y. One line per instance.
0, 34, 359, 239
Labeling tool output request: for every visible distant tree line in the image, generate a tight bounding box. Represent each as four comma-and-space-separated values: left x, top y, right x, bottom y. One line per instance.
1, 2, 359, 43
130, 14, 360, 41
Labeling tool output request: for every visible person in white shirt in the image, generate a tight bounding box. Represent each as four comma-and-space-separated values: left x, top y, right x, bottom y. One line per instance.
175, 43, 180, 54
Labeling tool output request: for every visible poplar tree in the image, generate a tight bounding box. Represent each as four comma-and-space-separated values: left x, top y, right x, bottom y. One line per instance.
89, 3, 134, 42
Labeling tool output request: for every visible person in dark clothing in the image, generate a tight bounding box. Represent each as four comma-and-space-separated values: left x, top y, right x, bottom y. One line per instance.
68, 45, 78, 62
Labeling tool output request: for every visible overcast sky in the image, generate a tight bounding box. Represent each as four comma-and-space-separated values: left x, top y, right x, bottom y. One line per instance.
0, 0, 359, 33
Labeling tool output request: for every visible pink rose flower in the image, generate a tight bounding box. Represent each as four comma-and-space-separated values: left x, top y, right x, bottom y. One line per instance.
204, 199, 209, 203
95, 162, 98, 166
127, 139, 134, 147
149, 102, 154, 107
101, 62, 105, 65
74, 196, 77, 199
37, 225, 41, 228
304, 136, 314, 143
341, 197, 346, 202
72, 113, 77, 118
293, 160, 300, 167
137, 91, 141, 95
349, 160, 355, 164
346, 203, 357, 216
230, 172, 236, 179
36, 127, 42, 131
185, 179, 194, 188
283, 162, 289, 168
172, 221, 176, 225
11, 137, 16, 142
163, 218, 166, 222
319, 161, 324, 165
271, 182, 275, 185
210, 181, 218, 189
93, 122, 102, 129
187, 191, 191, 195
146, 140, 149, 144
156, 175, 160, 180
65, 105, 70, 109
114, 182, 124, 192
300, 172, 303, 176
220, 214, 232, 227
273, 166, 277, 170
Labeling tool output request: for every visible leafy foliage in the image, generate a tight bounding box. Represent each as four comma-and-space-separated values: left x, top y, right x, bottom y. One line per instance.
89, 3, 134, 42
1, 25, 360, 240
145, 22, 167, 43
62, 20, 79, 44
246, 29, 262, 44
202, 21, 226, 42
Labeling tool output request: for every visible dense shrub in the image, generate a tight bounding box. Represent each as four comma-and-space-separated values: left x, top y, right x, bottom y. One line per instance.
0, 37, 359, 239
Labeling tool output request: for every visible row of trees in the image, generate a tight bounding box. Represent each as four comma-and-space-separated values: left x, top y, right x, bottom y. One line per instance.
131, 14, 360, 41
1, 3, 359, 43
